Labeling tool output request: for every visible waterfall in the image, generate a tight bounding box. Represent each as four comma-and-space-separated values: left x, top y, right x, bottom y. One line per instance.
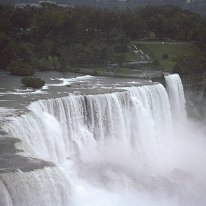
0, 167, 71, 206
165, 74, 186, 121
1, 74, 206, 206
3, 84, 172, 166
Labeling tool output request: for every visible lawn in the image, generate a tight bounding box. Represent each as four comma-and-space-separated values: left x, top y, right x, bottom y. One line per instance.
134, 41, 202, 71
73, 41, 202, 77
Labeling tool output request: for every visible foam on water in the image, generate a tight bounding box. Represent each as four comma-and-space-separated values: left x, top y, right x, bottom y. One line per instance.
0, 89, 46, 95
47, 75, 94, 87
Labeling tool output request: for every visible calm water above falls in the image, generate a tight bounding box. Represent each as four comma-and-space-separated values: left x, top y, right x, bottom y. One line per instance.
0, 73, 206, 206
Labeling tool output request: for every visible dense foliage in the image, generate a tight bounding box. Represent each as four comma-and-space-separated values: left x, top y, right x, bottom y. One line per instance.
174, 56, 206, 75
1, 1, 206, 16
0, 4, 206, 75
21, 76, 45, 88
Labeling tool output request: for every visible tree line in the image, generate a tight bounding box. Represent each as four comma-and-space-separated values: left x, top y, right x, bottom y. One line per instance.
1, 4, 206, 75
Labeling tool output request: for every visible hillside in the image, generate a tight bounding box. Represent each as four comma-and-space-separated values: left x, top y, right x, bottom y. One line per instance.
0, 5, 206, 76
1, 0, 206, 16
134, 41, 202, 71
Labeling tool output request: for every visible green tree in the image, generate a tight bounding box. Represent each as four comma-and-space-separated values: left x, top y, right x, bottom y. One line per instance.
0, 32, 13, 69
149, 31, 156, 40
7, 59, 33, 76
21, 77, 45, 89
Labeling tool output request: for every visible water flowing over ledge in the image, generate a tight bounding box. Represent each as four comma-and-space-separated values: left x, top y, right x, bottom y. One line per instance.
3, 83, 171, 163
165, 74, 186, 121
1, 74, 206, 206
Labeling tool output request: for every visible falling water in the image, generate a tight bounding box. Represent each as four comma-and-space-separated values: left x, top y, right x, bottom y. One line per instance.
1, 74, 206, 206
165, 74, 186, 121
0, 167, 71, 206
3, 84, 171, 165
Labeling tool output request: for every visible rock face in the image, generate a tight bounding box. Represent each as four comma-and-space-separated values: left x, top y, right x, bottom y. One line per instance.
150, 73, 166, 87
181, 73, 206, 118
0, 154, 54, 173
0, 137, 21, 154
181, 73, 206, 101
0, 135, 54, 174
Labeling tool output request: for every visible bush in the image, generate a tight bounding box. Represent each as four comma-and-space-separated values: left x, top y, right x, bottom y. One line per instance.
152, 59, 160, 66
149, 32, 156, 40
92, 70, 98, 76
162, 54, 169, 59
7, 60, 33, 76
21, 77, 45, 89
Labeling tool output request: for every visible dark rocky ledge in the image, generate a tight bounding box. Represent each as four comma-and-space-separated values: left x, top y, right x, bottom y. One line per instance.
0, 137, 22, 154
0, 154, 54, 173
0, 135, 55, 174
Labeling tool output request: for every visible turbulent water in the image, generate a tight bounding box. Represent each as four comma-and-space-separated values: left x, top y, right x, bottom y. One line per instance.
1, 74, 206, 206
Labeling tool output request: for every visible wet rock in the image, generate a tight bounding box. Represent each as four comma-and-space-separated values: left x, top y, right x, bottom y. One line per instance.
0, 154, 54, 173
0, 136, 54, 174
150, 73, 166, 87
0, 137, 21, 155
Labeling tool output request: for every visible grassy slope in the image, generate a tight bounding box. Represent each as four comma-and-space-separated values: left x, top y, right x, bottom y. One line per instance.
134, 41, 202, 71
76, 41, 202, 77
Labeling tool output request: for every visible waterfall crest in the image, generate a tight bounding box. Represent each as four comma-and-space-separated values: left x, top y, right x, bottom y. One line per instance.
3, 84, 171, 165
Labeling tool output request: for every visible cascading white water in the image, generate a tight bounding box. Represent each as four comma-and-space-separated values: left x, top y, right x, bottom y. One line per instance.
3, 84, 171, 166
165, 74, 186, 121
1, 74, 206, 206
0, 167, 71, 206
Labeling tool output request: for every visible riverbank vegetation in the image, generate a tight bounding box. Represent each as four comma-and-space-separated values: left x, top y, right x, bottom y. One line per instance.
0, 4, 206, 76
135, 41, 202, 71
21, 76, 45, 88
